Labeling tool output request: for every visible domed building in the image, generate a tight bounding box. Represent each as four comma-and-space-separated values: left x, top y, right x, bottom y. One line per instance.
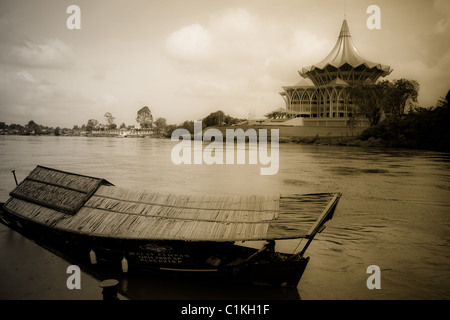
279, 19, 392, 126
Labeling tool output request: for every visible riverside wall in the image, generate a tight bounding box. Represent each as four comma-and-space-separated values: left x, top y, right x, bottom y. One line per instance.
210, 124, 366, 139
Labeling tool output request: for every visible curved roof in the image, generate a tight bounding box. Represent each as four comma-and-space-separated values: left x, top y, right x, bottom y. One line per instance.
301, 20, 392, 76
5, 165, 342, 242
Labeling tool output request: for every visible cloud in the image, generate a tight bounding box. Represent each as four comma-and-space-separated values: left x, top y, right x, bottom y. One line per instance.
290, 30, 331, 59
212, 8, 257, 34
166, 8, 331, 77
162, 8, 334, 119
166, 24, 212, 60
91, 64, 108, 81
93, 93, 120, 108
431, 0, 450, 38
15, 70, 36, 83
0, 68, 92, 126
392, 49, 450, 107
433, 0, 450, 14
5, 38, 76, 69
166, 9, 268, 68
180, 79, 228, 97
209, 8, 260, 51
264, 30, 331, 83
433, 18, 449, 34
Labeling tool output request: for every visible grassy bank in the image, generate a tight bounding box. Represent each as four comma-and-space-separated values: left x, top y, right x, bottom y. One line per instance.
288, 125, 449, 151
283, 136, 384, 148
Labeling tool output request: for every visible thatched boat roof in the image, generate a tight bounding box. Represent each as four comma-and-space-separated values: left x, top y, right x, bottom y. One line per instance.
4, 166, 341, 242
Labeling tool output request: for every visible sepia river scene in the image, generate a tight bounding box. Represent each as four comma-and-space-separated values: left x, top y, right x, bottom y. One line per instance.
0, 135, 449, 300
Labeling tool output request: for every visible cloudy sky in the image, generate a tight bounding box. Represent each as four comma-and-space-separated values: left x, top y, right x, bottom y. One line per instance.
0, 0, 449, 128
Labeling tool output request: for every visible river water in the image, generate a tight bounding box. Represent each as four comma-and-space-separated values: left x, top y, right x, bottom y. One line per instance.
0, 135, 449, 300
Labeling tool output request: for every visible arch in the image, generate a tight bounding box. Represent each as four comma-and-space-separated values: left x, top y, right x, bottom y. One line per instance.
291, 90, 300, 112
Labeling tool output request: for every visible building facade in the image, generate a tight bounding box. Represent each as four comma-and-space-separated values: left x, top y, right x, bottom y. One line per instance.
279, 20, 393, 121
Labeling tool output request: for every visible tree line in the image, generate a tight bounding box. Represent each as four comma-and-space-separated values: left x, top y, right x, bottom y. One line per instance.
346, 78, 449, 151
157, 110, 245, 138
349, 78, 420, 126
357, 88, 450, 151
2, 80, 448, 152
86, 106, 154, 132
0, 106, 155, 136
0, 106, 244, 138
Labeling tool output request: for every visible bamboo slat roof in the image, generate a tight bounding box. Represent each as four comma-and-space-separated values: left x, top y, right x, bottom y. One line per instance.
4, 166, 340, 242
8, 166, 112, 214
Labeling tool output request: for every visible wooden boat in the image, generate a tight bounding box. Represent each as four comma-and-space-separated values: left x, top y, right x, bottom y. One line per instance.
0, 165, 341, 287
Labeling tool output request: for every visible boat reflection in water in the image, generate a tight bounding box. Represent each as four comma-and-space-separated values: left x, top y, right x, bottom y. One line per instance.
80, 257, 303, 300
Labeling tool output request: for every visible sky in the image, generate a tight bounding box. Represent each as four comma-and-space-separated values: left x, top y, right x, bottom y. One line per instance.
0, 0, 449, 128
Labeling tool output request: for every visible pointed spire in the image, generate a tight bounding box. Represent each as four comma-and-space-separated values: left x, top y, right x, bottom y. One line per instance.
339, 19, 351, 38
344, 0, 347, 19
312, 19, 368, 69
304, 19, 381, 70
299, 19, 393, 85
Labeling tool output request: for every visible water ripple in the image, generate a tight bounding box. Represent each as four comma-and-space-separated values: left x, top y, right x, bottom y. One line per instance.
326, 166, 390, 175
283, 179, 309, 186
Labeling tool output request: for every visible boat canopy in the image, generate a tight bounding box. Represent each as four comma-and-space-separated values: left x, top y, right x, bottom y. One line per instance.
4, 166, 341, 242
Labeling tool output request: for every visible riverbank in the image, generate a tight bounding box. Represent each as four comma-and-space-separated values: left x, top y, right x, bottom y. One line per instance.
285, 135, 450, 152
2, 122, 449, 153
283, 136, 383, 147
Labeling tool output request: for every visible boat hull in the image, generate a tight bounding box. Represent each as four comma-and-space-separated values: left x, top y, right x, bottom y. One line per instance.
0, 205, 309, 287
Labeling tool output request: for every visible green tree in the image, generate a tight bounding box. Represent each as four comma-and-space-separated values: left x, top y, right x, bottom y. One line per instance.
359, 89, 450, 151
136, 106, 153, 129
203, 110, 243, 127
346, 116, 357, 136
349, 84, 384, 126
86, 119, 99, 132
26, 120, 40, 134
164, 124, 178, 138
154, 117, 167, 135
104, 112, 116, 129
10, 123, 24, 134
436, 89, 450, 109
203, 110, 225, 127
381, 79, 419, 118
179, 120, 195, 135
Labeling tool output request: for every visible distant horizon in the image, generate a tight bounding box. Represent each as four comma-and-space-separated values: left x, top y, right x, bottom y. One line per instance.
0, 106, 248, 129
1, 0, 449, 128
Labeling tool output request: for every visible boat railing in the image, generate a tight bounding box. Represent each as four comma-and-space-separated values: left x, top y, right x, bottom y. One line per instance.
291, 192, 342, 259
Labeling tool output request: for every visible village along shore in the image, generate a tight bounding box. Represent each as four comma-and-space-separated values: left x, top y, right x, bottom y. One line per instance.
1, 89, 449, 153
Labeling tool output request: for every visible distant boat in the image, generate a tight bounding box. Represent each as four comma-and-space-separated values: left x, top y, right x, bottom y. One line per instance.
0, 165, 341, 287
117, 131, 130, 138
